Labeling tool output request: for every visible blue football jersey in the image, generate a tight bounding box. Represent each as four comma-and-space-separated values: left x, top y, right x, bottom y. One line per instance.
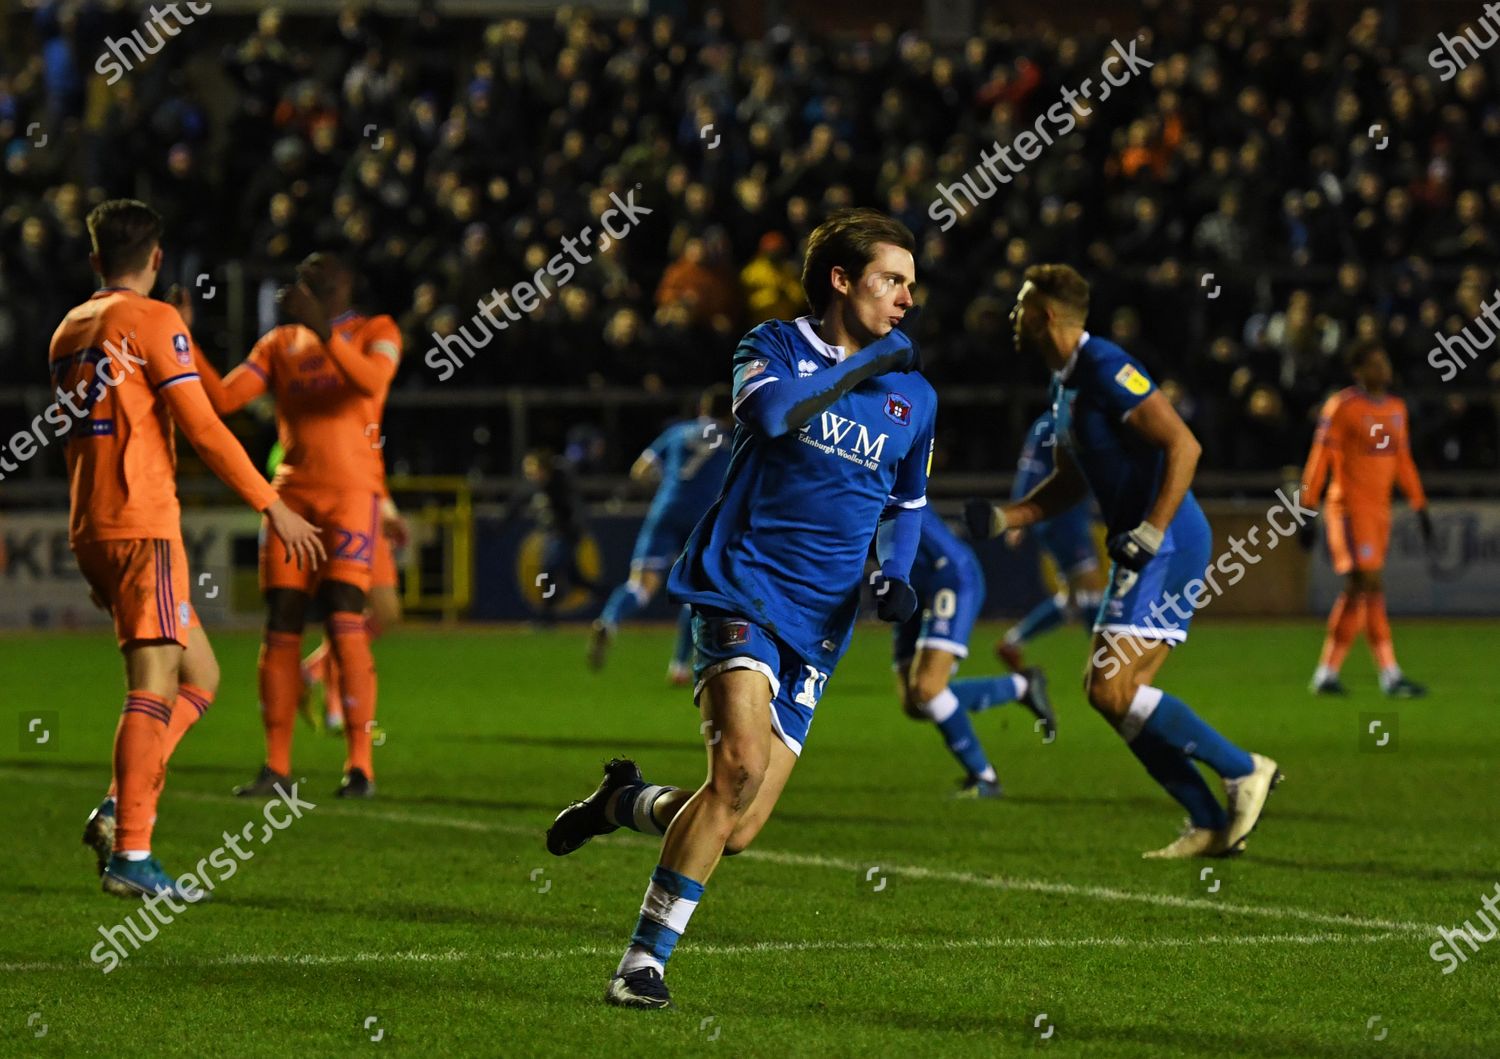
1051, 332, 1201, 538
909, 507, 983, 599
668, 317, 937, 672
641, 417, 732, 530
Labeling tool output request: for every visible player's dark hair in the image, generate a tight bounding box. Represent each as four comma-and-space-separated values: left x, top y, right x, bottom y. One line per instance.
1344, 337, 1385, 372
1023, 263, 1091, 321
86, 199, 163, 277
699, 383, 732, 420
801, 208, 916, 316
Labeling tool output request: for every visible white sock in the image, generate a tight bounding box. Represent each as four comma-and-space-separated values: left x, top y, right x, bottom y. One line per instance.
978, 765, 998, 783
617, 945, 664, 976
1379, 665, 1402, 688
121, 850, 150, 862
1313, 664, 1336, 684
1011, 673, 1030, 700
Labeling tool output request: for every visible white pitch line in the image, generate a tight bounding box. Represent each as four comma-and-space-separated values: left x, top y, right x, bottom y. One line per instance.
2, 768, 1441, 940
0, 931, 1408, 974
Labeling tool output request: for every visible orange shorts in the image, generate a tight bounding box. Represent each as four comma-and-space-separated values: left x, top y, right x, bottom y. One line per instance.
371, 522, 398, 590
261, 484, 382, 594
1325, 505, 1390, 574
73, 537, 196, 648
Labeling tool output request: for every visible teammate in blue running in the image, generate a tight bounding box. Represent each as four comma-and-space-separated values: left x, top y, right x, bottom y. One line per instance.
589, 385, 734, 684
966, 264, 1281, 860
546, 209, 932, 1010
993, 408, 1106, 672
894, 507, 1056, 798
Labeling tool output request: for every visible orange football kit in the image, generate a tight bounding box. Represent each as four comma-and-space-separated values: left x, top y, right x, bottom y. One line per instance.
1301, 386, 1427, 682
51, 288, 280, 854
196, 311, 400, 781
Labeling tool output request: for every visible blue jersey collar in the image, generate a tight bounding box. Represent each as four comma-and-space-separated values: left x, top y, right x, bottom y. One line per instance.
795, 316, 848, 363
1057, 329, 1090, 383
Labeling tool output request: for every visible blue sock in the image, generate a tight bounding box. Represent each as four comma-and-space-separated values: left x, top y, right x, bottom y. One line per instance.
600, 581, 648, 628
1138, 688, 1254, 779
951, 675, 1022, 713
1012, 596, 1066, 643
671, 605, 694, 667
620, 864, 705, 975
927, 689, 994, 779
1124, 728, 1227, 829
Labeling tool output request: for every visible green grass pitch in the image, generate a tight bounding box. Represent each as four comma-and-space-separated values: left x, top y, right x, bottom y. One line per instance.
2, 619, 1496, 1057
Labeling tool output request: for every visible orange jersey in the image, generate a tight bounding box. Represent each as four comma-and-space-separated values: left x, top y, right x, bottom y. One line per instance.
49, 288, 278, 542
1301, 387, 1426, 513
198, 312, 400, 494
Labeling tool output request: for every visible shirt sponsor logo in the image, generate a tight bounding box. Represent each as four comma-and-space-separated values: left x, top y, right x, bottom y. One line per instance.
884, 392, 912, 426
798, 411, 889, 469
1114, 364, 1152, 396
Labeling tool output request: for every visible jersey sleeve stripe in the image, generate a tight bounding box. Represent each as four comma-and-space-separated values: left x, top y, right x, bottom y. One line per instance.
154, 372, 201, 391
244, 362, 269, 382
732, 375, 778, 411
888, 494, 928, 509
370, 340, 401, 362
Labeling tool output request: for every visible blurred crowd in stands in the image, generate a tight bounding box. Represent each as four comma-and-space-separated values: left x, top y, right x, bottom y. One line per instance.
2, 0, 1497, 478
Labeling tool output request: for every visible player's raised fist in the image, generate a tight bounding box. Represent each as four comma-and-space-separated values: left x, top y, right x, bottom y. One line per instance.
963, 498, 1004, 541
871, 572, 918, 623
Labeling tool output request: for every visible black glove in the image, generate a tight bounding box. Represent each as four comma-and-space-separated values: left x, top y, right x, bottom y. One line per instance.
892, 305, 922, 373
964, 498, 1002, 541
871, 572, 918, 623
1297, 520, 1317, 552
1106, 521, 1164, 572
1417, 508, 1435, 551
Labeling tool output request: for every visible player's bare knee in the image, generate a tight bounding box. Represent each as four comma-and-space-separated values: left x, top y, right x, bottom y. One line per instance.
1084, 668, 1133, 720
707, 747, 766, 814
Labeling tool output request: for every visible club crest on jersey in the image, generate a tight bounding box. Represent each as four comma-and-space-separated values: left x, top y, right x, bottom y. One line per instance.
884, 392, 912, 426
172, 333, 191, 366
1114, 364, 1151, 396
716, 619, 751, 648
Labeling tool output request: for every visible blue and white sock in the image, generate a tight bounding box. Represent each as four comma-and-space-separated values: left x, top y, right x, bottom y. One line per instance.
617, 864, 705, 976
925, 688, 996, 782
599, 581, 649, 629
607, 783, 677, 836
671, 605, 694, 667
1130, 686, 1254, 780
1073, 589, 1103, 628
951, 673, 1027, 713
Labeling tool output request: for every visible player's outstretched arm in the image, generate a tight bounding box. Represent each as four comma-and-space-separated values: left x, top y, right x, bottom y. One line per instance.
737, 328, 918, 439
966, 446, 1089, 540
162, 380, 325, 569
166, 285, 266, 416
1123, 389, 1200, 533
